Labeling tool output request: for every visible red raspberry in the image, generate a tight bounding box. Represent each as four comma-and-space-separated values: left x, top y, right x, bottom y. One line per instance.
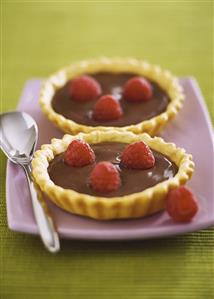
93, 95, 123, 121
64, 140, 95, 167
121, 141, 155, 169
123, 77, 153, 102
69, 75, 101, 102
89, 162, 121, 193
166, 186, 198, 222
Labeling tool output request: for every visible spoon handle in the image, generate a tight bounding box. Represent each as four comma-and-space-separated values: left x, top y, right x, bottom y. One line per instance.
22, 164, 60, 253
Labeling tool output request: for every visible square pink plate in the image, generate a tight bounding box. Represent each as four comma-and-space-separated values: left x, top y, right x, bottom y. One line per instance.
6, 78, 214, 240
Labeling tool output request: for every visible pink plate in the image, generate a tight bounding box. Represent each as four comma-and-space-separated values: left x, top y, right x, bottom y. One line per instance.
6, 78, 214, 240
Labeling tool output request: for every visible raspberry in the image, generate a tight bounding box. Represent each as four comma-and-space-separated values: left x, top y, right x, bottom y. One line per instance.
93, 95, 123, 121
64, 140, 95, 167
89, 162, 121, 193
69, 75, 101, 102
121, 141, 155, 169
166, 186, 198, 222
123, 77, 153, 102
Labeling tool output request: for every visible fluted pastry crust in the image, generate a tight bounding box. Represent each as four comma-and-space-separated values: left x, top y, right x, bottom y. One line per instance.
32, 131, 194, 220
39, 57, 184, 135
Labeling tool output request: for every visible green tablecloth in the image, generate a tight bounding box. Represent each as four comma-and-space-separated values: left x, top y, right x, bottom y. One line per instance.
1, 1, 213, 298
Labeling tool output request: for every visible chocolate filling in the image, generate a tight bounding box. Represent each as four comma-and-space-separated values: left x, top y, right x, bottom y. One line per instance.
48, 142, 178, 197
51, 73, 169, 127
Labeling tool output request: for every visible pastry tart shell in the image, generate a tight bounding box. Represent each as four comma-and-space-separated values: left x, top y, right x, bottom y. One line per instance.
39, 57, 184, 135
32, 131, 194, 220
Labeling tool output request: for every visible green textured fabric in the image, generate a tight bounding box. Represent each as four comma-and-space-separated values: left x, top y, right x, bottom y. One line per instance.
1, 1, 214, 299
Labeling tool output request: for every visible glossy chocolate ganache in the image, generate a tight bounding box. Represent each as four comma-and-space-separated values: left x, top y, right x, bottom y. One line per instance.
51, 73, 170, 127
48, 142, 178, 197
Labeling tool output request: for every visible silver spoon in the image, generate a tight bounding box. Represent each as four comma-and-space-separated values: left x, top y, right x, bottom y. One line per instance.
0, 111, 60, 253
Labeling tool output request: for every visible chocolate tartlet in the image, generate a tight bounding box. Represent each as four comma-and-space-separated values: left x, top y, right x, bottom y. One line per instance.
32, 131, 194, 220
39, 58, 184, 135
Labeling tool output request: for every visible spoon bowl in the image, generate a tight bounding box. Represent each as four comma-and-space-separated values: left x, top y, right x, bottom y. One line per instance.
0, 111, 37, 164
